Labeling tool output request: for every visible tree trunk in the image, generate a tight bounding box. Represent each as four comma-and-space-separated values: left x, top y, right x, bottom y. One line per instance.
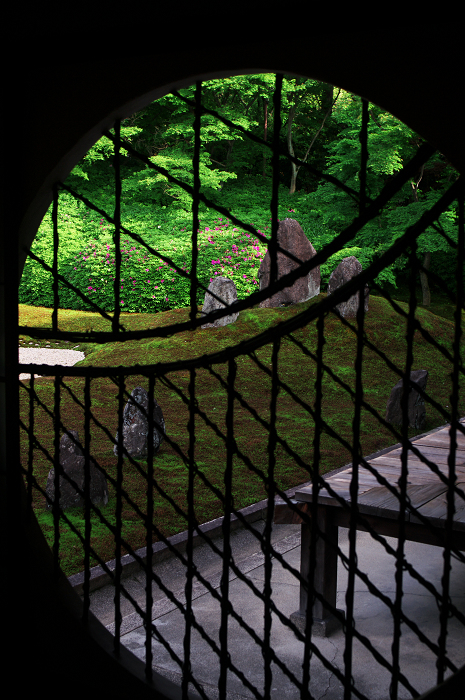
287, 86, 340, 195
320, 84, 334, 115
420, 251, 431, 306
263, 98, 268, 177
226, 140, 233, 170
411, 164, 431, 305
287, 104, 297, 194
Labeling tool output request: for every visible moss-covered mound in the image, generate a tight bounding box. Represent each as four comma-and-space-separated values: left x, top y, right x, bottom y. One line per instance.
19, 295, 464, 577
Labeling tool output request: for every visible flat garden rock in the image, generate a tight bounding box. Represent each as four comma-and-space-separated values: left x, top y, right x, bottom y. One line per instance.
45, 430, 109, 510
114, 386, 165, 460
258, 218, 320, 308
201, 276, 239, 329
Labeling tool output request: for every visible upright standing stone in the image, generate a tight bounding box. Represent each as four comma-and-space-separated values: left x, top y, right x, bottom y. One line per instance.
45, 430, 109, 510
327, 256, 369, 318
201, 276, 239, 329
385, 370, 428, 430
114, 386, 165, 460
258, 218, 320, 308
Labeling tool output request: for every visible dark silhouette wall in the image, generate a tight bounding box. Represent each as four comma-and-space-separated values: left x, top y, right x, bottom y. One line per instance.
1, 25, 463, 699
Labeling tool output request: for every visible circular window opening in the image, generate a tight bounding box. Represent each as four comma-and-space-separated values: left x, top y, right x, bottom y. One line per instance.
18, 72, 465, 698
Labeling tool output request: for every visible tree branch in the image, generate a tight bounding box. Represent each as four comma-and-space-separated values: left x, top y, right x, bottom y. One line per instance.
298, 88, 341, 170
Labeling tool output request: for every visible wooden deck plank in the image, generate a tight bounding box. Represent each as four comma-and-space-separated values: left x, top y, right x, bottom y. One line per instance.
332, 473, 385, 484
352, 457, 465, 473
414, 433, 465, 447
342, 454, 461, 468
358, 461, 465, 480
411, 482, 465, 530
367, 456, 465, 470
366, 464, 465, 478
376, 445, 465, 456
293, 488, 362, 503
407, 483, 452, 507
360, 475, 441, 486
375, 462, 465, 475
355, 483, 449, 520
359, 463, 439, 476
293, 422, 465, 532
293, 482, 451, 521
356, 486, 408, 519
361, 472, 460, 487
414, 440, 465, 452
360, 461, 430, 474
383, 448, 465, 463
293, 481, 373, 503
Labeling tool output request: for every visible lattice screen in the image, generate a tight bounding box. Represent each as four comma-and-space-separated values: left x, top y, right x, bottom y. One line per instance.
18, 74, 465, 699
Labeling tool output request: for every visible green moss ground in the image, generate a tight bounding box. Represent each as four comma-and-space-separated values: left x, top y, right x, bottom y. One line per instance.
19, 294, 465, 577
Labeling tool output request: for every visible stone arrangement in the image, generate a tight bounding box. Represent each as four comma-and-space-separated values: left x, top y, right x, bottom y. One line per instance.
385, 370, 429, 430
114, 386, 165, 460
45, 430, 109, 511
327, 256, 369, 319
258, 218, 320, 308
201, 276, 239, 329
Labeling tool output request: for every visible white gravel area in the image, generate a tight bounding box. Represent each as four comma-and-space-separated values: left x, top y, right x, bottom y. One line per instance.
18, 347, 86, 380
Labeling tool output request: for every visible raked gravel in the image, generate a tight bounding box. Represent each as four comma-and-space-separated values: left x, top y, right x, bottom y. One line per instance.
18, 347, 86, 380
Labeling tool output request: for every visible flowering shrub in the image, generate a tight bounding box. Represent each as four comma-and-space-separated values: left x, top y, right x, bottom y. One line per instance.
20, 214, 271, 313
19, 184, 336, 313
196, 218, 268, 300
58, 233, 193, 312
61, 219, 269, 312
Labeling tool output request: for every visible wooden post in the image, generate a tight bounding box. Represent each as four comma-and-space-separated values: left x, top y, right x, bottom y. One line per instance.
290, 505, 344, 637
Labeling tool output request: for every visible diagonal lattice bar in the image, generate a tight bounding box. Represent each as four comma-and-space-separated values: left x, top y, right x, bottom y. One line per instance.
19, 142, 439, 344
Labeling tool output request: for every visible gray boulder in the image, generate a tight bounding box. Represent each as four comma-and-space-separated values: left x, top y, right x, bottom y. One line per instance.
45, 430, 109, 510
258, 218, 320, 308
114, 386, 165, 460
201, 276, 239, 329
327, 256, 369, 318
385, 370, 428, 430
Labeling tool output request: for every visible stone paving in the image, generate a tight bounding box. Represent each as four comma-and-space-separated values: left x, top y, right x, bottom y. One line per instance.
83, 519, 465, 699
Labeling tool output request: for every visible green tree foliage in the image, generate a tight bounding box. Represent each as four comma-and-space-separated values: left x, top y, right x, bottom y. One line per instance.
19, 75, 460, 312
306, 93, 460, 300
65, 75, 338, 202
